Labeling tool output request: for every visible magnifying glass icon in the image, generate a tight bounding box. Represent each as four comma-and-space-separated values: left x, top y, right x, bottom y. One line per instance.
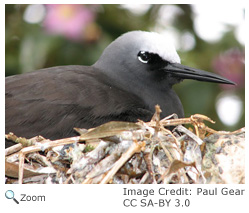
5, 190, 19, 204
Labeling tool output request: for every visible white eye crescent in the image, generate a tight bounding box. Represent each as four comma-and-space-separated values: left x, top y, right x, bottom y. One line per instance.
137, 51, 150, 63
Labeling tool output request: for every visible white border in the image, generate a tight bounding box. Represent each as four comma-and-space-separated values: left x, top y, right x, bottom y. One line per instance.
1, 1, 248, 212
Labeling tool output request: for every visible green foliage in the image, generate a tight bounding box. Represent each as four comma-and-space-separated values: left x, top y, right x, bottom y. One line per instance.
84, 144, 95, 153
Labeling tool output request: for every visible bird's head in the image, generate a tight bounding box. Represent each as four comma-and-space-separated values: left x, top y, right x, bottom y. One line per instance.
94, 31, 235, 89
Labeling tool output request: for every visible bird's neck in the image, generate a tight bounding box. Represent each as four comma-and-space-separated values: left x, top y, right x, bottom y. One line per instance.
93, 64, 184, 118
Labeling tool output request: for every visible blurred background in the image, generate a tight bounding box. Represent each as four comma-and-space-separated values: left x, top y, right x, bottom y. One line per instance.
5, 4, 245, 131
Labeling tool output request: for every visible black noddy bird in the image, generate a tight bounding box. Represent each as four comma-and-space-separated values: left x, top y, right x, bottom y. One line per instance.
5, 31, 235, 148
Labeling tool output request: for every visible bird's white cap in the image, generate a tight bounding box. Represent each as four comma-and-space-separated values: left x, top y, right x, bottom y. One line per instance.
116, 31, 181, 63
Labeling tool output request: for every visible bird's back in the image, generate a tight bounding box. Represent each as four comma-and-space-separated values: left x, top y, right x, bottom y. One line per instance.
5, 66, 153, 147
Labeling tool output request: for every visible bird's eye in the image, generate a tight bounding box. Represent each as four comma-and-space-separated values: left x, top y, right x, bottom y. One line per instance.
137, 51, 151, 63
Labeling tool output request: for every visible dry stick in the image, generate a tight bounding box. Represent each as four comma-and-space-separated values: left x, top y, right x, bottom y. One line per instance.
64, 174, 73, 184
18, 136, 81, 184
158, 114, 215, 127
159, 114, 244, 136
205, 126, 245, 135
159, 141, 173, 162
139, 171, 149, 184
150, 110, 190, 183
27, 153, 54, 168
149, 107, 180, 181
145, 106, 161, 183
176, 125, 203, 145
5, 144, 23, 156
161, 126, 178, 141
144, 151, 156, 183
18, 152, 25, 184
99, 141, 145, 184
159, 127, 189, 183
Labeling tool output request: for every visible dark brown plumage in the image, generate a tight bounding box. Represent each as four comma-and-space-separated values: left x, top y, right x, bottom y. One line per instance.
6, 31, 235, 148
5, 66, 155, 147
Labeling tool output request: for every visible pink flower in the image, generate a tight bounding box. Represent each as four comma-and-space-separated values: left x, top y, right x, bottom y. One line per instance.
43, 4, 95, 40
212, 49, 245, 89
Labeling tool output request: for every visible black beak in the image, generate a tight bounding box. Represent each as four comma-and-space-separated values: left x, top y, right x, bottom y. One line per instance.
164, 63, 236, 85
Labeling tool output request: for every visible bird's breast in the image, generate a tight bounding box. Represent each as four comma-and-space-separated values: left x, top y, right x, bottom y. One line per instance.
141, 88, 184, 119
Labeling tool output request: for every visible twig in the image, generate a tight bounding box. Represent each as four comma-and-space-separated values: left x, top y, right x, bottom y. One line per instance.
5, 144, 23, 156
205, 127, 245, 135
18, 136, 81, 184
176, 125, 203, 145
99, 141, 145, 184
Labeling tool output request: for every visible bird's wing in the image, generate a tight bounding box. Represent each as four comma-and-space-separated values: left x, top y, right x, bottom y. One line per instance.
5, 66, 153, 140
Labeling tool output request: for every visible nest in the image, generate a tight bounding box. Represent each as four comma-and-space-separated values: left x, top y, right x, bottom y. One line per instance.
5, 105, 245, 184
